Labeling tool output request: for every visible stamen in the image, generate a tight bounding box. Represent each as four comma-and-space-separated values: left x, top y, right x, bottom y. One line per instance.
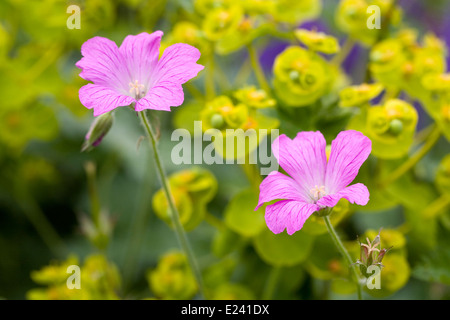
309, 185, 326, 202
129, 80, 145, 98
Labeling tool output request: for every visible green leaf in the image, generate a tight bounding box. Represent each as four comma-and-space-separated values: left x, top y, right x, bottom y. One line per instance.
212, 228, 246, 258
253, 228, 314, 267
413, 249, 450, 285
224, 188, 265, 237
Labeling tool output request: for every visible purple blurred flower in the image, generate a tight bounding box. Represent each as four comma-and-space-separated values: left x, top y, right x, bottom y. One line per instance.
76, 31, 204, 116
256, 130, 372, 235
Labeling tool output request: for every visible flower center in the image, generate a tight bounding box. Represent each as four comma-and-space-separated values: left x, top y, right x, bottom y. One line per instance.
310, 185, 326, 202
129, 80, 146, 99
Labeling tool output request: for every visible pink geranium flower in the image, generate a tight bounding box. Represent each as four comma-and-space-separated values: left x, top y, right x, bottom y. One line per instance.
76, 31, 204, 116
256, 130, 372, 235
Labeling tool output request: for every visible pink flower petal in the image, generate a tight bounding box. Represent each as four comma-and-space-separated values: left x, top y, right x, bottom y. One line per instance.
324, 130, 372, 194
272, 132, 327, 200
136, 43, 204, 112
135, 82, 183, 112
151, 43, 204, 86
76, 36, 129, 93
119, 31, 163, 88
255, 171, 308, 210
265, 200, 320, 235
79, 84, 135, 116
316, 183, 370, 208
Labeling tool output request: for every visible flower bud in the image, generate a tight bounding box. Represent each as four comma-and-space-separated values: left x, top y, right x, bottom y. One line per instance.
82, 112, 114, 152
289, 70, 300, 81
210, 113, 225, 129
389, 118, 403, 135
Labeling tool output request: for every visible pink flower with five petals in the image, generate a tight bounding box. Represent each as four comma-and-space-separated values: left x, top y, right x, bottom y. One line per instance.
256, 130, 372, 235
76, 31, 204, 116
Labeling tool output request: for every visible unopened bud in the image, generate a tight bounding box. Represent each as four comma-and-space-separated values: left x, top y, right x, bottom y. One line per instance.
389, 119, 403, 135
289, 70, 300, 81
82, 112, 114, 152
210, 113, 225, 129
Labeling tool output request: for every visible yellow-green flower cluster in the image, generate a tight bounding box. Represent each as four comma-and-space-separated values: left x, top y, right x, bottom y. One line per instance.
27, 254, 121, 300
273, 45, 337, 107
201, 96, 249, 132
370, 32, 446, 92
366, 99, 418, 158
166, 0, 322, 56
233, 86, 276, 109
193, 0, 274, 55
336, 0, 402, 46
201, 91, 278, 131
369, 31, 449, 140
147, 251, 198, 300
200, 92, 279, 160
269, 0, 322, 25
152, 168, 217, 231
339, 83, 384, 108
295, 29, 340, 55
347, 97, 418, 159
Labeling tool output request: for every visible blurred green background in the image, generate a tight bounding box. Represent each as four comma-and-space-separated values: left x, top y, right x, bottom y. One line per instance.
1, 0, 450, 300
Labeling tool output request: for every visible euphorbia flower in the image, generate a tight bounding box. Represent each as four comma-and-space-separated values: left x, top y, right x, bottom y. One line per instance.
76, 31, 204, 116
256, 130, 371, 235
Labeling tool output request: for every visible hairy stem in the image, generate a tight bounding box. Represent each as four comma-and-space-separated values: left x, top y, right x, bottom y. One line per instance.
139, 111, 207, 299
323, 215, 362, 300
262, 266, 282, 300
84, 161, 101, 229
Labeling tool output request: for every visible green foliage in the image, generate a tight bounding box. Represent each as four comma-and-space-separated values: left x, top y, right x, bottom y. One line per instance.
224, 188, 266, 237
27, 254, 121, 300
1, 0, 449, 301
152, 167, 217, 231
413, 249, 450, 286
147, 251, 198, 300
253, 228, 314, 267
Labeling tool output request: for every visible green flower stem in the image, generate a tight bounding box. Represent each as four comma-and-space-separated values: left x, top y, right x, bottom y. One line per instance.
122, 163, 154, 292
413, 123, 435, 147
139, 111, 207, 299
262, 266, 282, 300
379, 125, 441, 188
205, 51, 216, 100
84, 161, 101, 229
15, 187, 66, 256
204, 212, 226, 231
214, 62, 231, 92
323, 215, 363, 300
184, 82, 205, 102
331, 37, 355, 66
247, 43, 271, 95
423, 194, 450, 219
234, 56, 253, 87
241, 162, 262, 191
